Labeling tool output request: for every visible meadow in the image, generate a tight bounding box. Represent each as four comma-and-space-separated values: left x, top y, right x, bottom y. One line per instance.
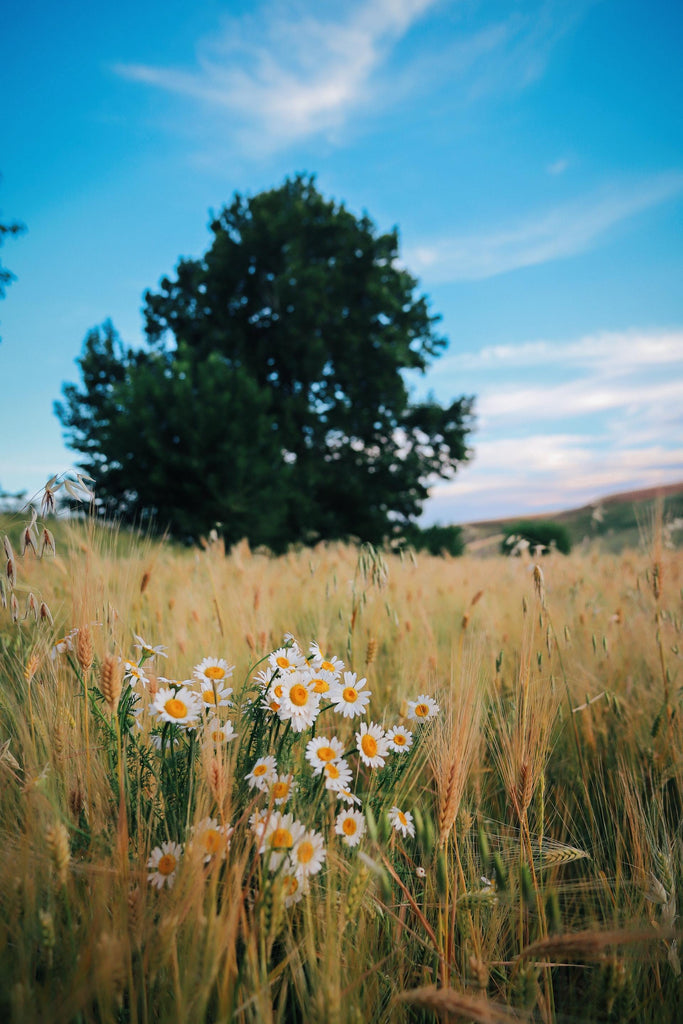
0, 498, 681, 1023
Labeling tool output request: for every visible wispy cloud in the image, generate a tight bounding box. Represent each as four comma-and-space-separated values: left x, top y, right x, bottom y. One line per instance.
113, 0, 440, 152
112, 0, 593, 154
408, 175, 683, 281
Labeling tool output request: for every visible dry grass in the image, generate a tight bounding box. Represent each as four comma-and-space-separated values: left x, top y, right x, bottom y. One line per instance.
0, 505, 681, 1023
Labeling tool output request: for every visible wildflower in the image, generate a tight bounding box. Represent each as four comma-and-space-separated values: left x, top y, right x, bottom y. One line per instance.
151, 686, 203, 728
262, 682, 284, 714
406, 694, 440, 722
192, 817, 232, 863
386, 724, 413, 752
269, 645, 306, 675
323, 758, 353, 793
51, 629, 78, 660
308, 667, 335, 694
133, 634, 168, 661
309, 642, 345, 679
149, 732, 180, 751
335, 809, 366, 847
147, 841, 182, 889
203, 717, 237, 745
305, 735, 344, 773
389, 806, 415, 839
290, 828, 326, 878
122, 660, 148, 686
195, 678, 233, 709
282, 871, 308, 907
270, 773, 296, 805
245, 755, 278, 791
356, 722, 390, 769
260, 812, 306, 871
193, 656, 234, 684
336, 787, 362, 807
253, 665, 275, 691
277, 672, 321, 731
416, 866, 426, 879
329, 672, 371, 719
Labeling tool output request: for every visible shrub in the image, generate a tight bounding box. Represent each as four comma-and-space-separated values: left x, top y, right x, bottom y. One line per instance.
502, 519, 572, 556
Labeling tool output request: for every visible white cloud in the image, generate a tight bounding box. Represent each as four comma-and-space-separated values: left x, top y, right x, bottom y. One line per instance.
113, 0, 440, 152
547, 157, 569, 175
407, 175, 683, 281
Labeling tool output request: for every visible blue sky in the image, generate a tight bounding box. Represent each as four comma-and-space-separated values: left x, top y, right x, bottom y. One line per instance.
1, 0, 682, 523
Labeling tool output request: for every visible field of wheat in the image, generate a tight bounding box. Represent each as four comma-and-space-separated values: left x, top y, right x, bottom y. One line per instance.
0, 502, 681, 1023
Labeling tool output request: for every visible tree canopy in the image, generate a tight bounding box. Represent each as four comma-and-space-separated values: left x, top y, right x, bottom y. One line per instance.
57, 175, 474, 548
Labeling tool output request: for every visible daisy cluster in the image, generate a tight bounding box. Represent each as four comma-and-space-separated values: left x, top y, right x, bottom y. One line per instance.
104, 634, 439, 899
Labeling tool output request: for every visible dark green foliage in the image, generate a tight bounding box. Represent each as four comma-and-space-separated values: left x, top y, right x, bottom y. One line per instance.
57, 175, 474, 548
401, 522, 464, 557
502, 519, 572, 556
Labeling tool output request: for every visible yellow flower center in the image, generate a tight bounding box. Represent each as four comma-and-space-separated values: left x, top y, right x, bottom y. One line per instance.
321, 660, 335, 672
202, 830, 223, 853
158, 853, 176, 876
211, 729, 224, 742
276, 656, 291, 669
415, 703, 430, 718
342, 687, 358, 703
398, 811, 408, 827
253, 764, 269, 777
202, 690, 217, 704
361, 734, 378, 758
274, 684, 283, 698
317, 745, 337, 762
325, 763, 341, 780
164, 698, 188, 719
272, 781, 289, 799
269, 700, 280, 712
393, 733, 406, 746
296, 840, 314, 864
342, 818, 357, 836
289, 683, 309, 707
312, 677, 329, 693
204, 666, 225, 680
271, 828, 293, 849
283, 876, 299, 896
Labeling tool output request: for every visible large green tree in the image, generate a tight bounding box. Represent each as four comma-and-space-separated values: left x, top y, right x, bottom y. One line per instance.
57, 176, 474, 548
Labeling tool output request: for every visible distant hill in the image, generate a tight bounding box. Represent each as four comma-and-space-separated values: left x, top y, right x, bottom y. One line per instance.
461, 481, 683, 555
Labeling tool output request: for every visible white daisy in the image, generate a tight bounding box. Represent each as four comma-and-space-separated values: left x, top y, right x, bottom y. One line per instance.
269, 646, 306, 675
307, 667, 336, 695
277, 673, 321, 732
193, 656, 234, 685
386, 725, 413, 753
51, 629, 78, 659
281, 871, 308, 907
122, 659, 148, 686
203, 717, 237, 745
356, 722, 390, 769
389, 806, 416, 839
336, 787, 362, 807
253, 665, 276, 691
245, 755, 278, 791
151, 686, 203, 728
195, 679, 233, 709
133, 634, 168, 660
309, 642, 345, 679
149, 732, 180, 751
406, 694, 440, 722
269, 773, 297, 805
335, 809, 366, 847
322, 758, 353, 793
261, 812, 306, 871
328, 672, 371, 719
147, 840, 182, 889
289, 828, 326, 878
305, 735, 344, 774
191, 817, 232, 863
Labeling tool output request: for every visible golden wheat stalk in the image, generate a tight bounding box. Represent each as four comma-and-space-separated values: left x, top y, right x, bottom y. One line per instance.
517, 927, 679, 961
399, 985, 530, 1023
